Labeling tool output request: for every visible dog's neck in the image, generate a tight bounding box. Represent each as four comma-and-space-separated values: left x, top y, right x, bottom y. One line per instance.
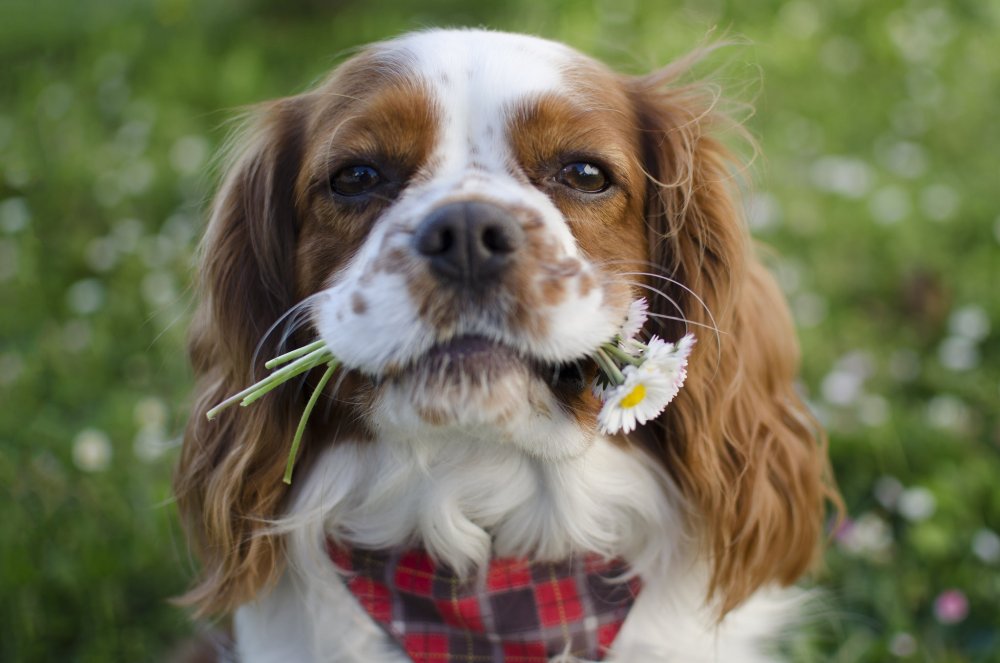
278, 435, 682, 584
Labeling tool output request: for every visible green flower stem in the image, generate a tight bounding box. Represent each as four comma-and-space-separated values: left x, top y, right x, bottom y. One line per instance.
240, 352, 332, 407
593, 348, 625, 386
283, 360, 338, 485
601, 342, 643, 367
205, 345, 332, 419
265, 339, 327, 369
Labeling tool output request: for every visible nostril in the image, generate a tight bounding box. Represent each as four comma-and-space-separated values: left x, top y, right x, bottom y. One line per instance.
481, 225, 516, 255
436, 227, 454, 255
439, 228, 455, 253
416, 222, 455, 257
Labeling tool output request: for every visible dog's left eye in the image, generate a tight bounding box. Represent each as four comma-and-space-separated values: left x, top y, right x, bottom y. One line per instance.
557, 162, 609, 193
330, 165, 382, 196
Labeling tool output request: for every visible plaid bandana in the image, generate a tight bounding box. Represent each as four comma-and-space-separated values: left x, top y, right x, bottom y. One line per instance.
327, 541, 641, 663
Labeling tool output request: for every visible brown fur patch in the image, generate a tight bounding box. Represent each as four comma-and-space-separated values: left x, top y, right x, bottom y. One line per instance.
350, 292, 367, 315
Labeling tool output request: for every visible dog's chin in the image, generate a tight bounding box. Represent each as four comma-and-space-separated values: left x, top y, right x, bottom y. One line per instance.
368, 335, 597, 455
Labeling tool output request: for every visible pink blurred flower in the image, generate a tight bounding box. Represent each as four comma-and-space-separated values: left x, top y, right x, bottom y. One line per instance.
933, 589, 969, 624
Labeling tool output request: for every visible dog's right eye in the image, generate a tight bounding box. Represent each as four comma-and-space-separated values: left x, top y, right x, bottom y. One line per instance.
556, 162, 609, 193
330, 165, 382, 196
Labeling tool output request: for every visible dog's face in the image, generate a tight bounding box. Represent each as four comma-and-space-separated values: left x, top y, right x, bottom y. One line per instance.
293, 32, 647, 456
177, 29, 835, 618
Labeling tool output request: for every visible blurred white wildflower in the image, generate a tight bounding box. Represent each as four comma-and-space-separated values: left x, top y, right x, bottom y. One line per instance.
66, 278, 106, 315
898, 487, 936, 522
746, 192, 781, 231
85, 236, 119, 272
778, 1, 820, 38
810, 156, 873, 199
949, 306, 990, 341
0, 197, 30, 233
972, 529, 1000, 564
115, 120, 151, 158
938, 336, 979, 371
772, 258, 803, 294
837, 512, 893, 558
133, 427, 169, 462
858, 395, 890, 427
822, 370, 864, 406
889, 632, 918, 657
61, 319, 92, 353
888, 7, 955, 64
139, 234, 177, 268
134, 397, 168, 429
869, 186, 911, 225
926, 395, 971, 432
141, 271, 177, 307
792, 292, 828, 328
120, 159, 155, 195
878, 140, 928, 179
170, 135, 210, 176
920, 184, 959, 222
112, 218, 144, 253
874, 476, 904, 510
72, 429, 112, 472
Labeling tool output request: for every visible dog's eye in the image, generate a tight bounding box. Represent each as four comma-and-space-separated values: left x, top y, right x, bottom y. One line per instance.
557, 162, 609, 193
330, 165, 382, 196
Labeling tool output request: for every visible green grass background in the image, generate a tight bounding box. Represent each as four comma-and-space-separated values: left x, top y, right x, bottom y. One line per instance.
1, 0, 998, 660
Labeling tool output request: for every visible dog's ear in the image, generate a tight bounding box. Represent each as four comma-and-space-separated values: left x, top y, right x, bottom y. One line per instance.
174, 96, 311, 616
627, 57, 839, 618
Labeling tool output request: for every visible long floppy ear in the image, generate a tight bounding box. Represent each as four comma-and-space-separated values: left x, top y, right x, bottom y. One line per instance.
174, 96, 311, 616
628, 57, 840, 617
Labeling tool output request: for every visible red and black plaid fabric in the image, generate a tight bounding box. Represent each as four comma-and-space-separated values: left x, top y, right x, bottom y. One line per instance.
327, 540, 641, 662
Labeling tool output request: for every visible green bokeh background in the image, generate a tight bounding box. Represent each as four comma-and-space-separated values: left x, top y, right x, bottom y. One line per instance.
2, 0, 998, 661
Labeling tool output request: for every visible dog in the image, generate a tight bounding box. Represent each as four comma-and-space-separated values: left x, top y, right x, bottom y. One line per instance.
175, 28, 837, 662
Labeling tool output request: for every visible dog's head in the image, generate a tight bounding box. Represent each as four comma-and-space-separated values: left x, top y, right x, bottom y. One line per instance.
176, 29, 835, 618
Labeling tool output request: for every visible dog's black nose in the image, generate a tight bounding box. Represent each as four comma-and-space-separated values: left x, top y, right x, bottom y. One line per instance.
414, 201, 523, 287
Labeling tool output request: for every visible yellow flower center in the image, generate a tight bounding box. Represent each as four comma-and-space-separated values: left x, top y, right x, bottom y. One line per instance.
620, 383, 646, 408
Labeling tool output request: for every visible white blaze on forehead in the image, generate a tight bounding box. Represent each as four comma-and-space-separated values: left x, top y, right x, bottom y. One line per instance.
385, 30, 575, 170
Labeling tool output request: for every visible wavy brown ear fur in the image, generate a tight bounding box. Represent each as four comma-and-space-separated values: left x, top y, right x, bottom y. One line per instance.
627, 55, 840, 618
174, 97, 311, 617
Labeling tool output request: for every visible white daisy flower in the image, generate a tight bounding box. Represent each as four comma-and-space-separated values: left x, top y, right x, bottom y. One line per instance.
619, 297, 649, 342
591, 376, 612, 400
643, 333, 695, 370
598, 363, 677, 435
640, 333, 695, 395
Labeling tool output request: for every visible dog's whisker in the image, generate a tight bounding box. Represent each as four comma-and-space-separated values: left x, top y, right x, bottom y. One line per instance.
646, 311, 728, 334
250, 292, 325, 382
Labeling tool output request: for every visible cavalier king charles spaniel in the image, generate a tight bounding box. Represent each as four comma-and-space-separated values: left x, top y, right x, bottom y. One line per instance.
175, 28, 838, 662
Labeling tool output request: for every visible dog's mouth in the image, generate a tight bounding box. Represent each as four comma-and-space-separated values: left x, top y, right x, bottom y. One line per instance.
383, 335, 591, 394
